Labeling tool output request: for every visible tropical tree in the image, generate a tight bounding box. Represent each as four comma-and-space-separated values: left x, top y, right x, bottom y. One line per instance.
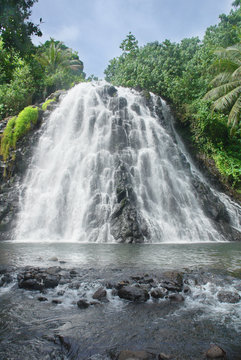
37, 38, 83, 74
204, 43, 241, 135
0, 0, 42, 55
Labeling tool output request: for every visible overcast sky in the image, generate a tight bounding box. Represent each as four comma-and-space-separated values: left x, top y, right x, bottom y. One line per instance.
30, 0, 234, 78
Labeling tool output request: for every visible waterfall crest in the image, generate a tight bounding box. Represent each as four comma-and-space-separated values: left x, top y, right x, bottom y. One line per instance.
15, 82, 240, 243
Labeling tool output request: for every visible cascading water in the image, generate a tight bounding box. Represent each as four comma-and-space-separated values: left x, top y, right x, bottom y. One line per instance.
15, 82, 240, 243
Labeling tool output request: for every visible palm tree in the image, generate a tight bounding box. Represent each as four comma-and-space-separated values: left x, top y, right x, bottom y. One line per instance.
37, 38, 83, 74
204, 42, 241, 135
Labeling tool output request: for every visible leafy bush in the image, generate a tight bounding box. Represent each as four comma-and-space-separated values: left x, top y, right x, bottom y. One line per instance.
213, 149, 241, 187
0, 62, 35, 120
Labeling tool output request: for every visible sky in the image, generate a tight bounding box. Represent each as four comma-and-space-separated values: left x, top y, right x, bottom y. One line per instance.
30, 0, 234, 78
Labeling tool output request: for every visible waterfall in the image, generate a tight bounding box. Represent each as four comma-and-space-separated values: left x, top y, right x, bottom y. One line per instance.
14, 82, 240, 243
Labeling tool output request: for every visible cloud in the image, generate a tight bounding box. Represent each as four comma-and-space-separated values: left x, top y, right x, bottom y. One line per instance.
53, 25, 81, 43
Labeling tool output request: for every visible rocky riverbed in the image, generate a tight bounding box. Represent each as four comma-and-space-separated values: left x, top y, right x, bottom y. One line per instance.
0, 262, 241, 360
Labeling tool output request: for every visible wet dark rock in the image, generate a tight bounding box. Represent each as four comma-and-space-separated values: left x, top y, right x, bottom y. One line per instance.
17, 267, 61, 290
57, 290, 65, 296
151, 287, 167, 299
168, 293, 184, 302
92, 287, 107, 301
131, 103, 141, 115
206, 345, 226, 359
37, 296, 48, 302
105, 281, 116, 289
109, 97, 128, 112
46, 266, 61, 275
68, 281, 80, 289
118, 350, 155, 360
77, 299, 90, 309
47, 89, 66, 101
69, 269, 79, 277
118, 285, 150, 302
1, 273, 13, 284
131, 276, 142, 281
161, 271, 183, 292
158, 353, 171, 360
217, 291, 240, 303
115, 280, 130, 290
52, 299, 62, 305
58, 335, 72, 351
0, 266, 16, 275
106, 85, 117, 97
183, 285, 191, 294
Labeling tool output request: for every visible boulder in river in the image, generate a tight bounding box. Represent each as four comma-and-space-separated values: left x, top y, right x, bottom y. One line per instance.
217, 291, 240, 303
118, 285, 150, 302
161, 271, 183, 292
17, 267, 61, 290
92, 287, 107, 301
206, 344, 226, 359
77, 299, 90, 309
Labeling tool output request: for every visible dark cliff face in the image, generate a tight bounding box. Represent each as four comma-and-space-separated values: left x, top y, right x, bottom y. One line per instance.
0, 83, 240, 242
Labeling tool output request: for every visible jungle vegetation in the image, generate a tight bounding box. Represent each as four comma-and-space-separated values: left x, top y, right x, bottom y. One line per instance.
104, 1, 241, 192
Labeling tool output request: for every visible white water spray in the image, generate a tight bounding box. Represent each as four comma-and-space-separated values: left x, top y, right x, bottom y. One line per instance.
15, 82, 240, 242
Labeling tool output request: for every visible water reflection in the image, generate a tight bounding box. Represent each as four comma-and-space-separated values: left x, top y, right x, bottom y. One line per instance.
0, 242, 240, 272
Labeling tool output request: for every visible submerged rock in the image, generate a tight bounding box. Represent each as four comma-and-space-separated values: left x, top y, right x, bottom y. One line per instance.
150, 287, 167, 299
77, 299, 90, 309
168, 293, 184, 302
206, 345, 226, 359
217, 291, 240, 303
118, 285, 150, 302
92, 287, 107, 301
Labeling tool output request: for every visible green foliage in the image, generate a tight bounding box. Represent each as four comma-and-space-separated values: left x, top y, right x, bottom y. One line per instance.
36, 38, 85, 96
120, 32, 139, 54
42, 98, 56, 111
0, 37, 85, 121
204, 43, 241, 135
104, 3, 241, 190
0, 60, 36, 120
213, 148, 241, 186
13, 106, 38, 145
0, 116, 16, 161
0, 0, 42, 55
0, 106, 38, 162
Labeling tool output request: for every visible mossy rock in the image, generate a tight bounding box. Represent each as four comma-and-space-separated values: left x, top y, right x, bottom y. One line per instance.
0, 106, 39, 165
42, 98, 56, 111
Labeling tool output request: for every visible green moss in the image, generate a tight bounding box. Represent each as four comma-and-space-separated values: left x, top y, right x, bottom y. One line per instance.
13, 106, 38, 146
0, 116, 16, 161
0, 106, 39, 164
42, 98, 56, 111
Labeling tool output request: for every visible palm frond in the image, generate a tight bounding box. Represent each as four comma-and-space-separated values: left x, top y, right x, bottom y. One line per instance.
212, 86, 241, 112
209, 72, 232, 86
229, 95, 241, 133
232, 65, 241, 79
204, 81, 241, 101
